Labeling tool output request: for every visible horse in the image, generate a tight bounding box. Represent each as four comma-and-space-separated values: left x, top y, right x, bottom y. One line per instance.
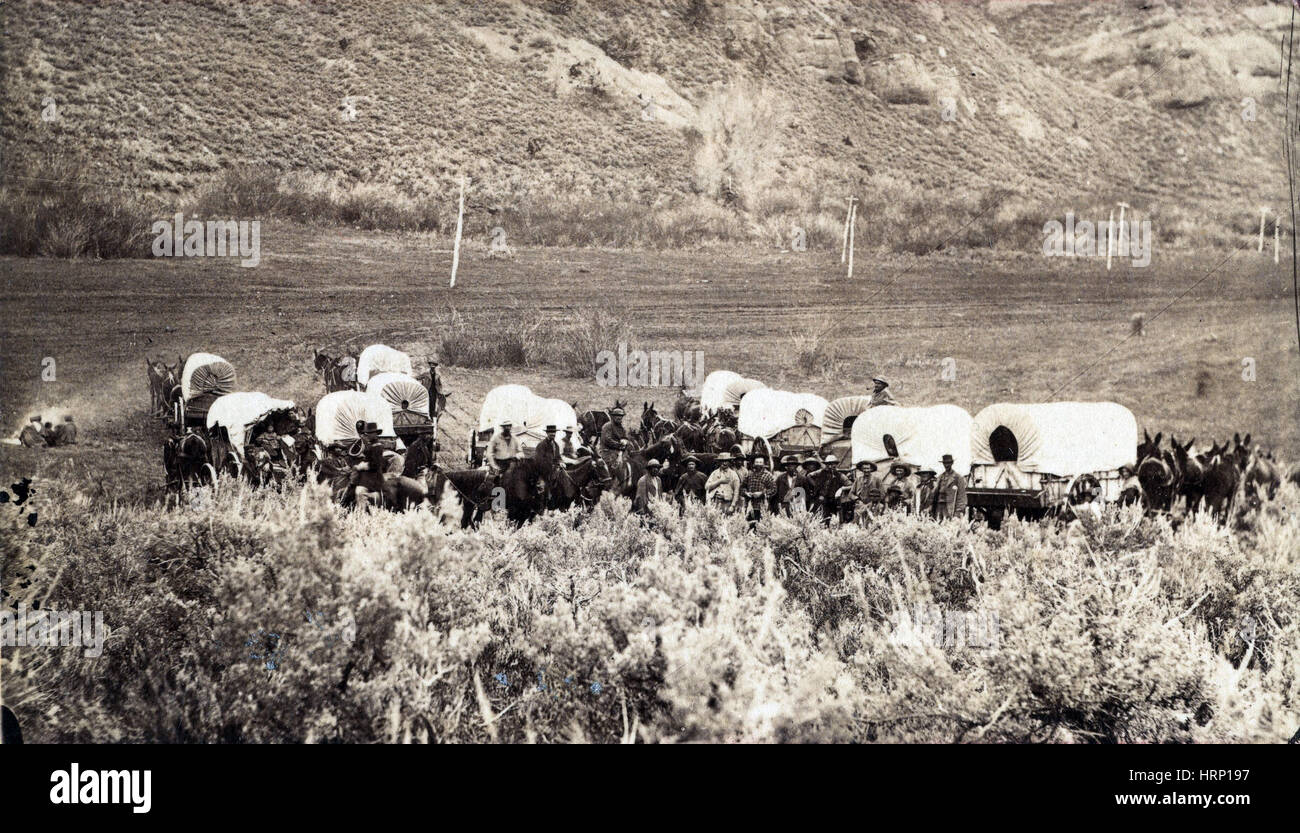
551, 454, 614, 511
1237, 435, 1281, 503
424, 466, 495, 528
1168, 435, 1204, 513
498, 456, 548, 525
1135, 430, 1176, 512
313, 348, 358, 392
610, 434, 682, 498
577, 398, 625, 446
164, 430, 209, 490
640, 401, 677, 442
1199, 440, 1241, 523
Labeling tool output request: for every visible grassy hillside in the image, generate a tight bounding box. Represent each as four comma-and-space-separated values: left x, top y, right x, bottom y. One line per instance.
0, 0, 1291, 249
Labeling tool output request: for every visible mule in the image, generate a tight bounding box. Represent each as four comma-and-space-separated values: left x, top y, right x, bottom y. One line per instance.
313, 348, 358, 393
1136, 430, 1176, 512
1199, 440, 1240, 523
1169, 435, 1205, 513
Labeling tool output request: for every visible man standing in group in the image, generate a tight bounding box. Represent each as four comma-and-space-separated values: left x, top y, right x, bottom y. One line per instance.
19, 415, 45, 447
868, 377, 898, 408
634, 458, 663, 514
705, 452, 740, 513
599, 407, 629, 470
881, 462, 914, 511
488, 420, 521, 477
933, 453, 967, 521
914, 468, 937, 517
774, 454, 809, 515
674, 455, 707, 506
850, 460, 882, 526
741, 457, 776, 530
817, 454, 848, 523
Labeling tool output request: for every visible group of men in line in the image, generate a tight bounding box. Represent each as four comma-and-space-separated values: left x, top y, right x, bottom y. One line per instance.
626, 449, 968, 527
18, 415, 77, 448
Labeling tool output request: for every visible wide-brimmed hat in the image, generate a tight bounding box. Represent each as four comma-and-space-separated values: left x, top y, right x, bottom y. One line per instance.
545, 424, 557, 432
646, 458, 661, 469
941, 454, 954, 464
872, 377, 889, 387
856, 460, 877, 471
803, 457, 822, 468
500, 420, 513, 428
683, 455, 699, 466
890, 462, 911, 475
29, 415, 41, 423
716, 452, 733, 462
917, 468, 936, 477
780, 454, 798, 466
359, 421, 382, 436
823, 454, 838, 464
610, 408, 625, 416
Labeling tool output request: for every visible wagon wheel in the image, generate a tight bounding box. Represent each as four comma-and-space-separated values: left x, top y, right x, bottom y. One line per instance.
1065, 473, 1101, 507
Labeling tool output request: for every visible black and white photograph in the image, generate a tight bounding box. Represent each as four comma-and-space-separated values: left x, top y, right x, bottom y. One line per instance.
1, 0, 1297, 809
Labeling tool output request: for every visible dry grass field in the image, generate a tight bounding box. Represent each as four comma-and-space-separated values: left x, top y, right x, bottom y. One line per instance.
1, 223, 1295, 497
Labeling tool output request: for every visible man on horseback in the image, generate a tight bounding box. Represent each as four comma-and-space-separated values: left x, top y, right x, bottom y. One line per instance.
599, 407, 630, 473
488, 421, 521, 477
561, 426, 578, 460
534, 424, 563, 508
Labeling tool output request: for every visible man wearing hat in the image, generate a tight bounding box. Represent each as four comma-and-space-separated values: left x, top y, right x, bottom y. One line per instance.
488, 421, 521, 476
674, 455, 707, 506
933, 453, 967, 520
425, 358, 448, 417
705, 452, 740, 512
868, 377, 899, 408
741, 456, 776, 528
850, 460, 883, 526
914, 468, 938, 517
634, 458, 663, 514
19, 416, 46, 447
774, 454, 809, 515
350, 421, 388, 506
598, 407, 630, 472
534, 425, 563, 506
881, 461, 915, 511
729, 444, 748, 483
816, 454, 849, 522
561, 426, 578, 461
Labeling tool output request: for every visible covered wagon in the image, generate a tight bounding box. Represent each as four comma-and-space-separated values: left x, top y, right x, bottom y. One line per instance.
820, 395, 876, 469
850, 404, 973, 473
967, 401, 1138, 525
470, 385, 580, 466
737, 389, 829, 463
206, 392, 298, 483
176, 353, 236, 428
721, 377, 767, 411
367, 372, 435, 445
356, 344, 413, 390
699, 370, 743, 413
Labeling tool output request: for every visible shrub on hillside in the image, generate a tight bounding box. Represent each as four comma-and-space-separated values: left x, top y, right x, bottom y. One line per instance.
0, 152, 153, 258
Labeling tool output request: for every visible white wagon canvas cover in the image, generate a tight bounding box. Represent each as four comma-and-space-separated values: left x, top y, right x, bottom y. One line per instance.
206, 392, 296, 456
721, 378, 767, 409
367, 372, 430, 417
822, 395, 875, 438
851, 405, 974, 474
315, 390, 397, 446
970, 402, 1138, 476
356, 344, 413, 389
699, 370, 742, 412
738, 389, 829, 445
181, 353, 236, 402
477, 385, 578, 450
